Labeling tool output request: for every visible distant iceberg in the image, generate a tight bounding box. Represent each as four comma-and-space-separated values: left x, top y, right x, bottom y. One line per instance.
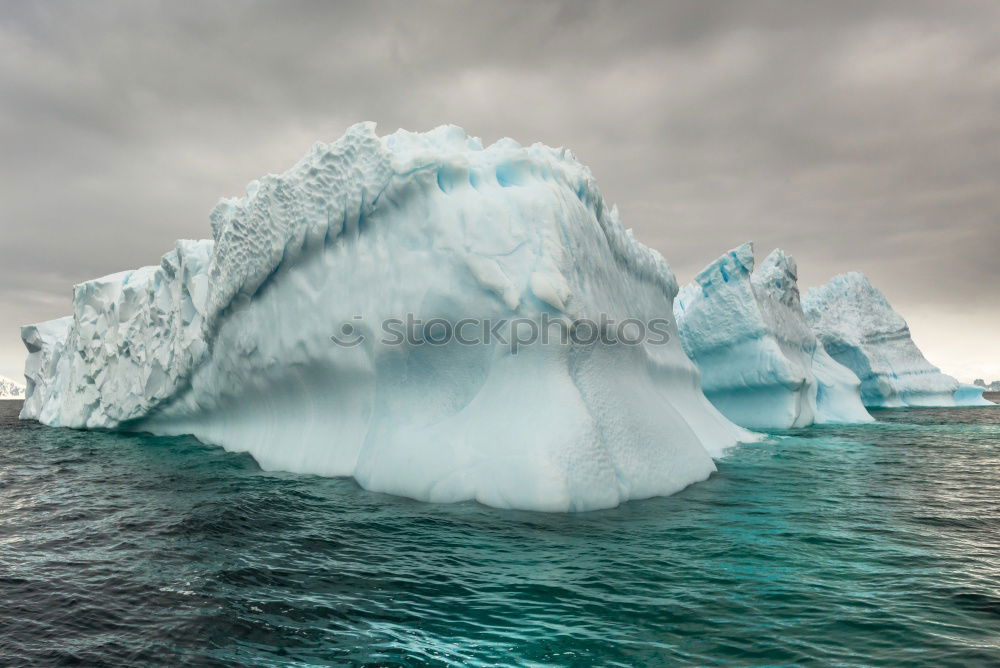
674, 243, 872, 429
955, 383, 992, 405
20, 123, 751, 512
0, 375, 26, 400
803, 272, 992, 408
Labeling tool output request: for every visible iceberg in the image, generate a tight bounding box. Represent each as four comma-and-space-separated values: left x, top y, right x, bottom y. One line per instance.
674, 243, 872, 429
0, 375, 26, 400
955, 383, 993, 405
20, 123, 751, 512
803, 272, 992, 407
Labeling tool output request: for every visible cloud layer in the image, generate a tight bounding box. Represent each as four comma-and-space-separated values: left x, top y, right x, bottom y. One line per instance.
1, 1, 998, 381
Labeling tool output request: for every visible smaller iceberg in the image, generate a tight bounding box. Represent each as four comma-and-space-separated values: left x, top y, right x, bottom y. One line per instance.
955, 384, 993, 405
674, 243, 872, 429
803, 272, 992, 407
0, 375, 26, 400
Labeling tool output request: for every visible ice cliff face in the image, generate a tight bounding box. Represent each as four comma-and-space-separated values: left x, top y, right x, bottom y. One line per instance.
20, 317, 72, 418
22, 241, 214, 428
0, 375, 26, 399
20, 122, 750, 512
803, 272, 991, 407
674, 243, 872, 428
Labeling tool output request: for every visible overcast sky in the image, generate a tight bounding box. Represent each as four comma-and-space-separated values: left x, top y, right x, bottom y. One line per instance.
1, 0, 998, 382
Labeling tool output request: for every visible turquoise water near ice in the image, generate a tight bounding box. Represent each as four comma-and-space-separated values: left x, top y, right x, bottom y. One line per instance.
2, 399, 999, 666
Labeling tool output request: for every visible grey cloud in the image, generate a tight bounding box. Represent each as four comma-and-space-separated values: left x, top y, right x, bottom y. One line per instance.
1, 0, 998, 379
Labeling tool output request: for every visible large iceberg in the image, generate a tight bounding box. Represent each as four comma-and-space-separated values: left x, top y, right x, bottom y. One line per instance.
803, 272, 992, 408
20, 123, 751, 512
674, 243, 873, 429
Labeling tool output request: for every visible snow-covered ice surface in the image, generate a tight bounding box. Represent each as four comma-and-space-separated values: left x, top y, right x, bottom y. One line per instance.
674, 243, 872, 429
804, 273, 992, 408
20, 123, 751, 512
0, 375, 26, 399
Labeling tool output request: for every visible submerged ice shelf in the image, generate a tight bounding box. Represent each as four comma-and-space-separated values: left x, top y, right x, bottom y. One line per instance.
20, 123, 751, 512
673, 243, 873, 429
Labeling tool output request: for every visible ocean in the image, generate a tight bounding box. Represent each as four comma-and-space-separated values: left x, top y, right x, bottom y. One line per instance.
2, 399, 999, 666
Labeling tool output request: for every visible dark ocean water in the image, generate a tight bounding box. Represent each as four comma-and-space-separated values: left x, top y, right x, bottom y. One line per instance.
1, 399, 999, 666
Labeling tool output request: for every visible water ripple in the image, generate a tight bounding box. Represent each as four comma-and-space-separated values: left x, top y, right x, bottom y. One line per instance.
1, 401, 999, 665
